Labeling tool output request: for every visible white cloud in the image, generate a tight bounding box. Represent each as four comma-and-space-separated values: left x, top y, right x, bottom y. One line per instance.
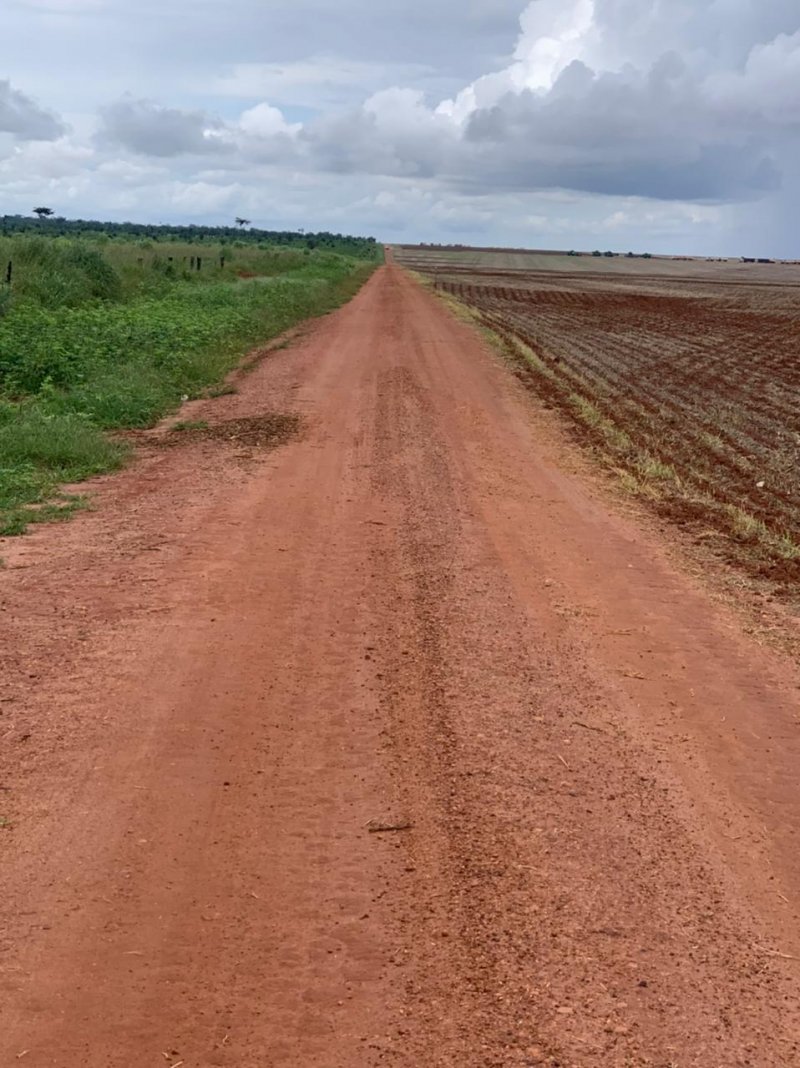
95, 158, 166, 182
0, 137, 91, 179
167, 180, 243, 213
238, 102, 300, 139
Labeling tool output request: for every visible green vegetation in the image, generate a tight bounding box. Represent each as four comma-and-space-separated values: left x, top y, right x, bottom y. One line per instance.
1, 213, 378, 259
171, 420, 209, 432
0, 228, 380, 533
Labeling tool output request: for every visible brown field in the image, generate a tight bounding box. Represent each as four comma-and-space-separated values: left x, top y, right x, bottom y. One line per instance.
393, 244, 800, 598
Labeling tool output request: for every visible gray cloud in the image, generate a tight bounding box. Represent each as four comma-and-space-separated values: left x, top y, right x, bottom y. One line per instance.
455, 60, 781, 200
97, 97, 229, 157
0, 78, 64, 140
0, 0, 524, 116
287, 0, 800, 206
302, 90, 452, 178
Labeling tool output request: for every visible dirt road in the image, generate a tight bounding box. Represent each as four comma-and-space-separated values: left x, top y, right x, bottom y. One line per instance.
2, 264, 800, 1067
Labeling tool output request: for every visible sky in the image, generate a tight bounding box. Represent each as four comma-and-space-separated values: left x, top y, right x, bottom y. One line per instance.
1, 0, 799, 255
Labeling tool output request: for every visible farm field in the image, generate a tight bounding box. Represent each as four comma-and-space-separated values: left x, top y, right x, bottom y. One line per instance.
394, 244, 800, 597
0, 230, 379, 534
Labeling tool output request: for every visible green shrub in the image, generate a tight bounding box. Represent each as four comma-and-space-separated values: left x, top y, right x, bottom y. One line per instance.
63, 245, 122, 301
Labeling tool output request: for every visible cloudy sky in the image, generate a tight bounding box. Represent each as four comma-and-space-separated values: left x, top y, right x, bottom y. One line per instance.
1, 0, 799, 255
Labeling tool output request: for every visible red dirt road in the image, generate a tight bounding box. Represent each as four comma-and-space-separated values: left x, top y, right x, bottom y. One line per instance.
2, 264, 800, 1066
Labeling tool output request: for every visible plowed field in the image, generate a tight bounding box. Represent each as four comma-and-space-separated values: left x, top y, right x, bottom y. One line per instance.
394, 246, 800, 597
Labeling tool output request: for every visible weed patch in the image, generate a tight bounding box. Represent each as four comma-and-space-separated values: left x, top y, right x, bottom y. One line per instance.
171, 420, 209, 432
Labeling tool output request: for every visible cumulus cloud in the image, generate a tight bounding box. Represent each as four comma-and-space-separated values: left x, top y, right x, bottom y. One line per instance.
304, 0, 791, 203
454, 57, 780, 200
0, 79, 65, 141
303, 88, 454, 177
93, 94, 306, 168
97, 97, 230, 157
236, 102, 299, 156
709, 28, 800, 124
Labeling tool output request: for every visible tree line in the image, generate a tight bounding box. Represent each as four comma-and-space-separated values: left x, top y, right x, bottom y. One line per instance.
1, 214, 379, 260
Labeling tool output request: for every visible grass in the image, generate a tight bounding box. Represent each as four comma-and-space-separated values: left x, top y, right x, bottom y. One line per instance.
0, 235, 326, 309
171, 420, 209, 432
0, 403, 123, 533
0, 236, 378, 533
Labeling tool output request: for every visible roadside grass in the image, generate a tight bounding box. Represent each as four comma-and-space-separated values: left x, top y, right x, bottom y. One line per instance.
0, 244, 377, 534
0, 403, 123, 534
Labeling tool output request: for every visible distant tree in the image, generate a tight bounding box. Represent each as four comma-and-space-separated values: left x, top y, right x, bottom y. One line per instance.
235, 217, 251, 229
33, 207, 54, 220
